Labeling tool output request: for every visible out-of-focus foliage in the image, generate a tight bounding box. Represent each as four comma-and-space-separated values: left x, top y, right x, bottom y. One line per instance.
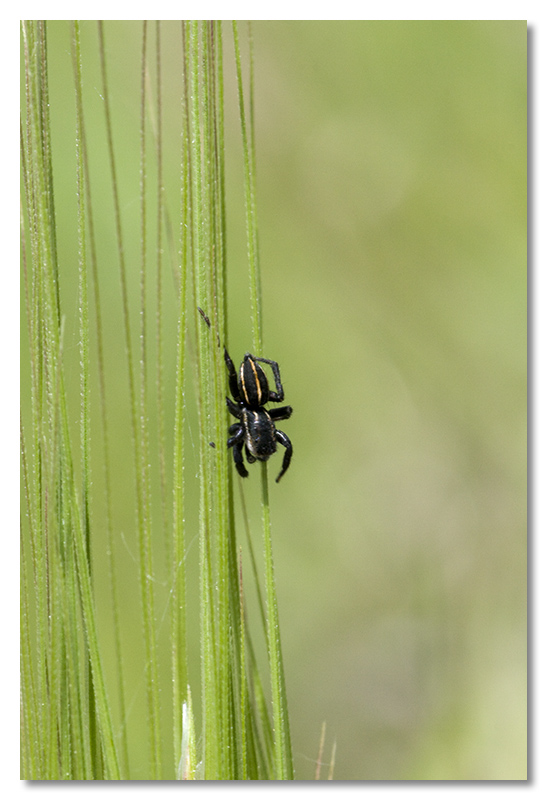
246, 21, 526, 781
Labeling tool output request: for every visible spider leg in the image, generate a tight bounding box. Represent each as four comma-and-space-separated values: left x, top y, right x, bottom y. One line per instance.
274, 430, 292, 482
255, 356, 285, 402
269, 405, 293, 422
227, 424, 243, 449
224, 347, 241, 401
233, 442, 249, 478
226, 396, 242, 419
227, 426, 248, 478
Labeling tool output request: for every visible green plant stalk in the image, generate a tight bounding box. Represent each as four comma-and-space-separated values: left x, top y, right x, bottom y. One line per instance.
21, 33, 52, 765
138, 20, 162, 779
97, 20, 142, 541
233, 20, 294, 780
178, 687, 198, 778
232, 21, 261, 355
171, 19, 190, 768
206, 20, 236, 780
36, 22, 60, 321
22, 20, 67, 778
248, 634, 274, 776
22, 20, 122, 778
63, 417, 121, 779
189, 20, 256, 779
20, 429, 38, 778
78, 21, 129, 775
260, 468, 294, 779
72, 20, 100, 777
154, 22, 169, 562
23, 19, 297, 781
230, 487, 273, 776
187, 20, 219, 777
238, 551, 248, 779
20, 123, 48, 777
98, 20, 164, 778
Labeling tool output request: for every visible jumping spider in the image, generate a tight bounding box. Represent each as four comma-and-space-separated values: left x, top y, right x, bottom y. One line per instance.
224, 349, 293, 482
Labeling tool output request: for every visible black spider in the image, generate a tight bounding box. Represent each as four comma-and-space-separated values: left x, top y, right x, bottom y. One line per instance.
224, 348, 293, 482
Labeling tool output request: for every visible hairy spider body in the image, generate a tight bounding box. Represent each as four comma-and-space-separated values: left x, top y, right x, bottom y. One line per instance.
225, 349, 293, 482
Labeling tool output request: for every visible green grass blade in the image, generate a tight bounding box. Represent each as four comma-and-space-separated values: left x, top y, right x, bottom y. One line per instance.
177, 688, 198, 779
22, 19, 297, 781
232, 21, 261, 355
260, 467, 294, 779
232, 19, 294, 780
98, 20, 163, 778
22, 19, 121, 779
188, 20, 221, 776
20, 427, 40, 779
171, 20, 190, 769
138, 21, 162, 778
78, 22, 130, 776
72, 19, 96, 775
154, 22, 169, 564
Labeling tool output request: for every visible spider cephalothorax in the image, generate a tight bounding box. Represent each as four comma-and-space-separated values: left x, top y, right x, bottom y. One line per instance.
224, 349, 293, 482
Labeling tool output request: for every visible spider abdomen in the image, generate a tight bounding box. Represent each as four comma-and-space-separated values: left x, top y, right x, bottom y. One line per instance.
243, 409, 277, 460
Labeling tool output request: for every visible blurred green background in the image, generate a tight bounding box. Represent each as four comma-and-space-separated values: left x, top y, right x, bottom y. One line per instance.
22, 20, 527, 780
